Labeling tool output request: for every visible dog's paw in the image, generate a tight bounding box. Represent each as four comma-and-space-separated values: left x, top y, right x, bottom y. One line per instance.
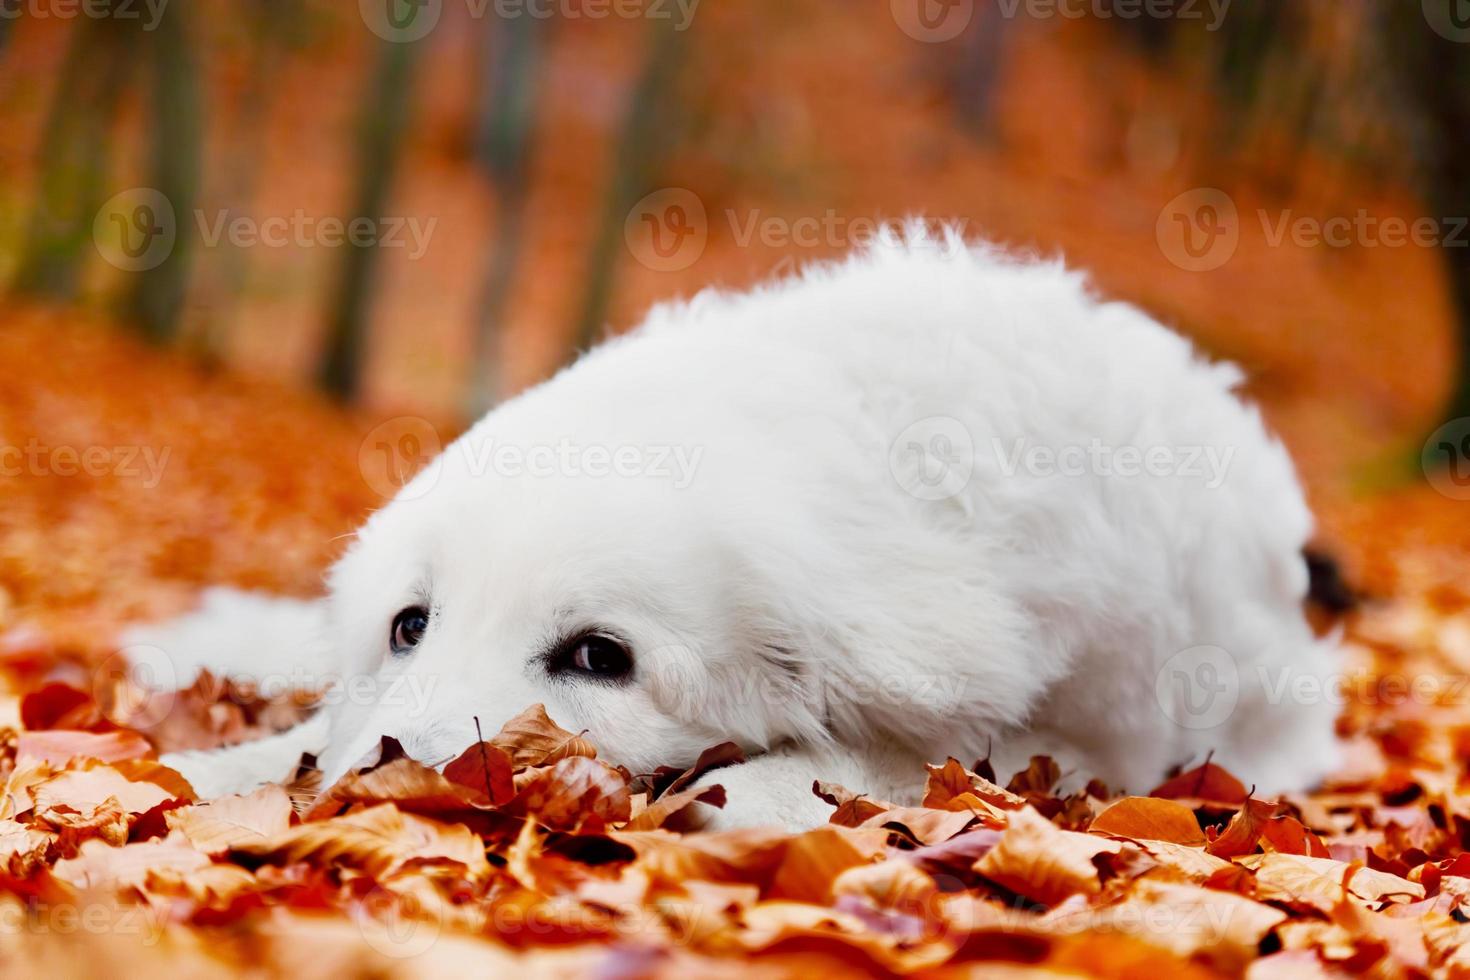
162, 714, 329, 800
118, 587, 326, 691
681, 763, 836, 833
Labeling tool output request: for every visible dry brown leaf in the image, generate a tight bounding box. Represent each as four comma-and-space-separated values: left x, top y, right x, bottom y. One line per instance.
0, 819, 55, 876
815, 781, 894, 827
924, 758, 1027, 812
622, 781, 726, 831
52, 831, 212, 892
145, 862, 261, 907
1089, 796, 1206, 846
1238, 852, 1426, 911
504, 755, 631, 833
232, 803, 491, 883
16, 730, 150, 766
975, 806, 1125, 905
857, 805, 978, 845
1126, 838, 1235, 882
1208, 797, 1285, 858
31, 764, 174, 819
488, 705, 597, 768
768, 825, 889, 903
1044, 879, 1287, 972
308, 756, 484, 819
1151, 762, 1249, 805
613, 827, 793, 886
441, 740, 516, 803
165, 784, 293, 853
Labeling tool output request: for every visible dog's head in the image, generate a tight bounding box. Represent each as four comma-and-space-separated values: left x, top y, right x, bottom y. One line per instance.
313, 405, 829, 786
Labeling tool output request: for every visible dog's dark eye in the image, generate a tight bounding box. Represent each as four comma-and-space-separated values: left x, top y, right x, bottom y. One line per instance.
390, 606, 430, 655
558, 634, 633, 680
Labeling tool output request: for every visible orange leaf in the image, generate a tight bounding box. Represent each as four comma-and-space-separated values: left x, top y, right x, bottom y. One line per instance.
308, 757, 483, 819
16, 729, 149, 766
1207, 798, 1283, 858
505, 756, 631, 833
858, 806, 979, 845
166, 785, 293, 853
768, 825, 889, 903
1151, 761, 1248, 805
1089, 797, 1205, 846
442, 741, 516, 805
975, 807, 1124, 905
1259, 815, 1331, 858
924, 758, 1026, 811
20, 683, 103, 732
489, 705, 597, 769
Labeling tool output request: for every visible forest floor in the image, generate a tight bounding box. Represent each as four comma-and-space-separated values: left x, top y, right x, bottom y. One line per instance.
1, 310, 1470, 978
4, 6, 1470, 977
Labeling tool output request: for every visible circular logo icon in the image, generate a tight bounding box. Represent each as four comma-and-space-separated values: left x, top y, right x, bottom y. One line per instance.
889, 416, 975, 501
93, 188, 176, 272
1424, 0, 1470, 42
358, 416, 443, 501
624, 188, 708, 272
1156, 188, 1239, 272
1424, 418, 1470, 500
646, 647, 709, 717
360, 0, 441, 42
891, 0, 974, 42
1155, 645, 1239, 731
97, 645, 178, 731
353, 886, 442, 959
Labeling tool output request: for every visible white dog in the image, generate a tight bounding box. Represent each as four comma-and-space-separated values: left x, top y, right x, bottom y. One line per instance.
122, 232, 1340, 828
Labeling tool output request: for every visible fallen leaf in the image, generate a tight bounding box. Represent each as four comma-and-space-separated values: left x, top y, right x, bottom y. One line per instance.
166, 785, 293, 853
975, 806, 1125, 905
16, 730, 149, 766
232, 803, 491, 883
441, 740, 515, 804
488, 705, 596, 768
52, 832, 211, 892
1151, 762, 1249, 805
504, 756, 631, 833
1238, 853, 1426, 911
1089, 796, 1206, 846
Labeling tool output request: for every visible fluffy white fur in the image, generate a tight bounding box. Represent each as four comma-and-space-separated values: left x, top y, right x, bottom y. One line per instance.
123, 232, 1340, 828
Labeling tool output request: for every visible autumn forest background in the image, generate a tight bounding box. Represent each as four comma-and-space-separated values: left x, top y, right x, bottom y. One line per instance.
3, 1, 1470, 976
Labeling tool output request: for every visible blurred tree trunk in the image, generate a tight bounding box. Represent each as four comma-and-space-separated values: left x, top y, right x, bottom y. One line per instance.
187, 0, 294, 362
947, 4, 1011, 140
317, 35, 424, 402
11, 6, 135, 298
126, 3, 202, 344
1397, 9, 1470, 429
464, 13, 544, 418
1109, 1, 1470, 451
571, 17, 685, 354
